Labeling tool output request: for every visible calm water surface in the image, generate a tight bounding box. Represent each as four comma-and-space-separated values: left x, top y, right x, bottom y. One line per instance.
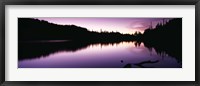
18, 41, 181, 68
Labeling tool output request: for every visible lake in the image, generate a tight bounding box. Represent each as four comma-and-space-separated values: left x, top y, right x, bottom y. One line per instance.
18, 41, 182, 68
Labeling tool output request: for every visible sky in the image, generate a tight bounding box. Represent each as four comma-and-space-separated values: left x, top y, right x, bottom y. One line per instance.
36, 18, 173, 34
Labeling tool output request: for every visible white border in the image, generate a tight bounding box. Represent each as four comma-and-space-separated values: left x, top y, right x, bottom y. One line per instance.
5, 5, 195, 81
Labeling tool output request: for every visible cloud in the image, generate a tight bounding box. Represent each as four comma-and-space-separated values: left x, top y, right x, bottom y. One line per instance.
127, 21, 150, 31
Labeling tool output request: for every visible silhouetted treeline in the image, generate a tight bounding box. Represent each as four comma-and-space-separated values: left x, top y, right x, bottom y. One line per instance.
18, 18, 136, 42
141, 18, 182, 62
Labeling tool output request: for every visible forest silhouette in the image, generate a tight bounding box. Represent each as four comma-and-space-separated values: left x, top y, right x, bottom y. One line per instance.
18, 18, 182, 63
18, 18, 136, 42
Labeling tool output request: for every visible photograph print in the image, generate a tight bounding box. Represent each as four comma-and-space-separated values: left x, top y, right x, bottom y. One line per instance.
18, 17, 182, 68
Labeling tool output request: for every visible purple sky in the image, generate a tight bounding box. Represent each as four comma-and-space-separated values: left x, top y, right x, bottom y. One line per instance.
36, 18, 172, 34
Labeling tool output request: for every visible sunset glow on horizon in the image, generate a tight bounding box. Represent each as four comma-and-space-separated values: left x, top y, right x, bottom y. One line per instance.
36, 17, 172, 34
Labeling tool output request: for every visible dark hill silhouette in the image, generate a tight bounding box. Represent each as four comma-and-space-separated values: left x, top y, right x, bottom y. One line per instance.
18, 18, 135, 42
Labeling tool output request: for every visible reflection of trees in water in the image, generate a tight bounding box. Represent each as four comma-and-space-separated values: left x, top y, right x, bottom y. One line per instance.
18, 41, 126, 61
132, 40, 182, 65
19, 41, 90, 60
19, 40, 181, 65
122, 41, 181, 68
134, 40, 180, 60
142, 41, 182, 63
134, 41, 142, 47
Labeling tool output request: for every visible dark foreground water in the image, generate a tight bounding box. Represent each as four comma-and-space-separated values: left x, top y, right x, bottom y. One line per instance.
18, 41, 182, 68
